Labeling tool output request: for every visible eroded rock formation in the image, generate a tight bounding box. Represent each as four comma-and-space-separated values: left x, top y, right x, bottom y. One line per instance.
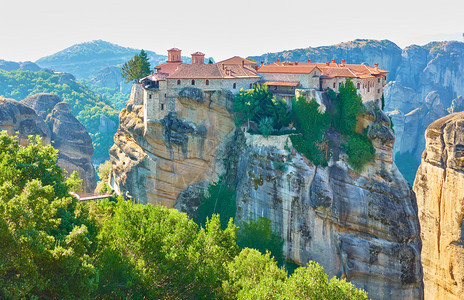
414, 112, 464, 300
21, 93, 97, 193
109, 88, 235, 207
234, 101, 423, 299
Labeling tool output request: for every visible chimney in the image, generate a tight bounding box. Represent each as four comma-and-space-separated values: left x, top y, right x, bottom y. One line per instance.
341, 59, 345, 66
307, 59, 311, 63
374, 63, 379, 68
277, 58, 280, 63
255, 65, 258, 71
326, 62, 330, 66
331, 59, 336, 63
261, 60, 264, 67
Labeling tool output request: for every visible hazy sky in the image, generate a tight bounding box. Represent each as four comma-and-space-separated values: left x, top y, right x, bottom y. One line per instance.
0, 0, 463, 62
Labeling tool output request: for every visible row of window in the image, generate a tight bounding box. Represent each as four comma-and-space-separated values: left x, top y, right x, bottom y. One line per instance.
176, 79, 239, 89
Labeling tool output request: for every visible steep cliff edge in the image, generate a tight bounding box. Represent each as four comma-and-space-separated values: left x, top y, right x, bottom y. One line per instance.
109, 87, 235, 207
234, 103, 423, 299
413, 112, 464, 300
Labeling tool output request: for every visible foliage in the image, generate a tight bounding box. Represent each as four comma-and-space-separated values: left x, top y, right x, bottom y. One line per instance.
343, 133, 375, 172
333, 79, 364, 135
0, 69, 119, 162
259, 116, 274, 137
96, 204, 239, 299
195, 179, 236, 229
236, 217, 285, 266
97, 160, 112, 182
0, 133, 368, 299
79, 79, 130, 111
395, 151, 420, 185
290, 96, 331, 166
234, 84, 290, 131
121, 50, 151, 83
0, 133, 98, 298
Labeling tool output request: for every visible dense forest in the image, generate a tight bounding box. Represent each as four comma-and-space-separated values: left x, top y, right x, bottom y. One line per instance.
0, 132, 368, 299
0, 69, 122, 162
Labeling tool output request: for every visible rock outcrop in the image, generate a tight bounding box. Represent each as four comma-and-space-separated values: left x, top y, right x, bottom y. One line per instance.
21, 93, 96, 193
110, 85, 423, 299
0, 97, 51, 145
414, 112, 464, 300
45, 102, 96, 193
109, 87, 235, 207
234, 102, 423, 299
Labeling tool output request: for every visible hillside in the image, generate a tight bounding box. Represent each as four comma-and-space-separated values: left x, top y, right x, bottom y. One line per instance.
0, 69, 119, 162
35, 40, 167, 79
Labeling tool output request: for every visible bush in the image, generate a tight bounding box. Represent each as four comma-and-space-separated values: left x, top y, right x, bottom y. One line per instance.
259, 117, 274, 137
290, 96, 331, 166
343, 133, 375, 172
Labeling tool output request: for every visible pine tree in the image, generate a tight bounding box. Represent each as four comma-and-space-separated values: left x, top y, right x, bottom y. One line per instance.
121, 50, 151, 83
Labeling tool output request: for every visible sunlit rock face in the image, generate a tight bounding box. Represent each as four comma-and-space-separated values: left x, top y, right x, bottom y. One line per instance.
109, 88, 235, 207
414, 112, 464, 300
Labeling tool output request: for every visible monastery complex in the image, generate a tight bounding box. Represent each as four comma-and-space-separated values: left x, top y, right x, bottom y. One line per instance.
136, 48, 388, 128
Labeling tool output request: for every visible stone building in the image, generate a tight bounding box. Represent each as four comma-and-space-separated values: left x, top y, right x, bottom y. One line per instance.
139, 48, 260, 130
258, 58, 388, 102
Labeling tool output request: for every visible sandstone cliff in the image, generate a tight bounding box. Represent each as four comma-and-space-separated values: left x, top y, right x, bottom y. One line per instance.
110, 85, 424, 299
413, 112, 464, 300
109, 87, 235, 207
233, 102, 423, 300
21, 93, 97, 193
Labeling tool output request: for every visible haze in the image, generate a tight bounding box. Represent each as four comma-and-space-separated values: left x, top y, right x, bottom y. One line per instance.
0, 0, 463, 62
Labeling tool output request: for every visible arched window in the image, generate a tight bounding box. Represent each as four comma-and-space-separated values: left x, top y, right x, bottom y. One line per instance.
192, 80, 195, 85
249, 83, 252, 88
149, 94, 152, 99
357, 83, 360, 89
177, 80, 181, 85
233, 83, 237, 89
339, 83, 342, 88
333, 82, 336, 88
206, 79, 209, 85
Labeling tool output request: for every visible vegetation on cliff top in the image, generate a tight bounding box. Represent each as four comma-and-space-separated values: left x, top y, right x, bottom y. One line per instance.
0, 133, 367, 299
121, 50, 151, 83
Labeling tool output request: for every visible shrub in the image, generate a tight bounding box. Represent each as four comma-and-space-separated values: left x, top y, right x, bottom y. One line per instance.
343, 133, 375, 172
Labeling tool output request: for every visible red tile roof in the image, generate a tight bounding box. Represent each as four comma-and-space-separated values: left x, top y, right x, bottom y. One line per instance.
258, 61, 388, 79
191, 51, 205, 56
216, 56, 258, 66
155, 62, 182, 76
167, 63, 260, 79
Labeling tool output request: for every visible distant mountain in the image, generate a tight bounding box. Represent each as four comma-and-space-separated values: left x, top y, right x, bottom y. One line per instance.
0, 59, 42, 72
35, 40, 180, 80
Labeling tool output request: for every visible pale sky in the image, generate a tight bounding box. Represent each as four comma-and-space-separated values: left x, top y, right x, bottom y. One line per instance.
0, 0, 463, 62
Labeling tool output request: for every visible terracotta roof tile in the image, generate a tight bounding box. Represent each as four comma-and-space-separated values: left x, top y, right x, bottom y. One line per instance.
155, 62, 182, 76
167, 63, 260, 79
216, 56, 258, 66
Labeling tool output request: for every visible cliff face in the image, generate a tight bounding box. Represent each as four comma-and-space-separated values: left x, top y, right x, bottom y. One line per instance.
413, 112, 464, 300
234, 102, 423, 300
21, 93, 97, 193
109, 87, 235, 207
111, 85, 423, 298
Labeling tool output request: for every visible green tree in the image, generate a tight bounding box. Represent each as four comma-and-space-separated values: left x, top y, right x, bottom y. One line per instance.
195, 179, 236, 229
236, 217, 285, 266
121, 50, 151, 83
334, 79, 363, 135
0, 133, 97, 298
234, 84, 289, 131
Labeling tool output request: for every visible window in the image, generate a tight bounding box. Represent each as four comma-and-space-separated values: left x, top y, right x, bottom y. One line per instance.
206, 79, 209, 85
161, 103, 164, 110
149, 94, 152, 99
339, 83, 342, 88
333, 83, 336, 88
378, 89, 380, 93
249, 83, 252, 88
192, 80, 195, 85
378, 78, 380, 83
233, 83, 237, 89
357, 83, 360, 89
177, 80, 181, 85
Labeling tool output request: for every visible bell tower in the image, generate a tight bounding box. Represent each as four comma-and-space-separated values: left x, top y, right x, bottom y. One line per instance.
167, 48, 182, 63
